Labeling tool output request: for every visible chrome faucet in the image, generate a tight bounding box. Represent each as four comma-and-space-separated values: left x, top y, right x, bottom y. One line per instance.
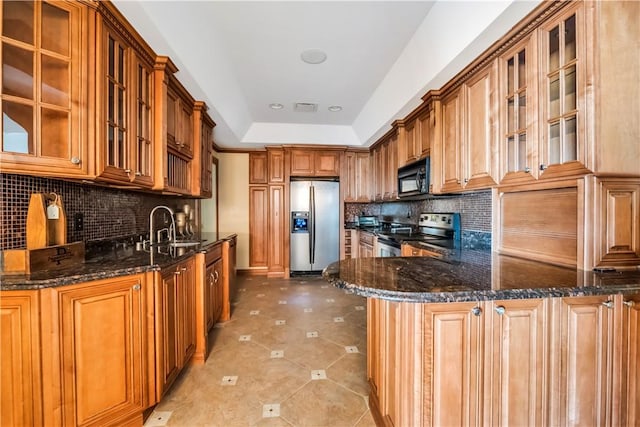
149, 205, 176, 247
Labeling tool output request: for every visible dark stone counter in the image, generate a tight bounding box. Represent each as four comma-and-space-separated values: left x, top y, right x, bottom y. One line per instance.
0, 233, 237, 290
322, 252, 640, 303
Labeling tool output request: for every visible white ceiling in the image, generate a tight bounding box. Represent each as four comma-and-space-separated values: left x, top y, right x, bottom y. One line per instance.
112, 0, 541, 149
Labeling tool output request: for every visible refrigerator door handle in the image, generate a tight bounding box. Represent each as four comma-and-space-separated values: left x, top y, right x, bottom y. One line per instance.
309, 185, 316, 264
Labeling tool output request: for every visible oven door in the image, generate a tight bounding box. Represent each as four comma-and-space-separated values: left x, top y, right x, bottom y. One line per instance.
377, 239, 400, 257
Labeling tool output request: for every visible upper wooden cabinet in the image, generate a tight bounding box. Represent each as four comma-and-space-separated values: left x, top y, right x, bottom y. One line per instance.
267, 148, 285, 183
371, 130, 398, 201
193, 101, 215, 198
290, 149, 341, 177
343, 151, 370, 202
94, 1, 157, 188
249, 152, 268, 184
433, 60, 499, 194
0, 0, 90, 177
397, 100, 434, 168
153, 56, 196, 195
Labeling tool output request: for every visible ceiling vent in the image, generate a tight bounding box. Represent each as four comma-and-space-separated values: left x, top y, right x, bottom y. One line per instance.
294, 103, 318, 113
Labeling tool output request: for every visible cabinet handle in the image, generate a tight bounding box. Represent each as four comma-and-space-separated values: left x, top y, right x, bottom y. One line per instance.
471, 306, 482, 316
524, 166, 531, 173
135, 171, 142, 176
133, 283, 141, 291
70, 156, 81, 165
623, 300, 635, 308
463, 178, 469, 183
181, 267, 187, 271
174, 270, 181, 275
539, 164, 547, 171
494, 305, 506, 315
214, 270, 219, 282
124, 169, 131, 174
210, 273, 215, 285
602, 300, 614, 309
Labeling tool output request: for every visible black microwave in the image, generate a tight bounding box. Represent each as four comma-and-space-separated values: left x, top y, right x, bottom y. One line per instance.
397, 157, 430, 198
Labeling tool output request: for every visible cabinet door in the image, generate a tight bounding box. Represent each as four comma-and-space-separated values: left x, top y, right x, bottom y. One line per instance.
130, 55, 155, 187
550, 295, 611, 426
343, 151, 356, 202
155, 269, 180, 397
385, 136, 398, 200
249, 152, 268, 184
463, 61, 498, 191
373, 146, 383, 201
290, 149, 314, 176
0, 291, 42, 426
213, 258, 224, 325
194, 104, 214, 198
58, 275, 145, 426
619, 294, 640, 426
417, 109, 431, 158
400, 121, 418, 167
538, 2, 590, 178
177, 100, 194, 157
354, 152, 371, 202
268, 149, 285, 183
439, 89, 464, 193
486, 299, 548, 426
204, 263, 215, 332
315, 151, 340, 176
0, 0, 89, 177
249, 186, 268, 267
498, 35, 538, 185
268, 185, 286, 275
423, 302, 483, 426
178, 259, 196, 365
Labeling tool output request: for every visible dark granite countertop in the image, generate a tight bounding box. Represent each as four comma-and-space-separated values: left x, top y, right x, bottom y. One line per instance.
322, 252, 640, 303
0, 232, 237, 290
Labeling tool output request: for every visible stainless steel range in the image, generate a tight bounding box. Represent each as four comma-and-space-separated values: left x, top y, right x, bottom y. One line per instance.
375, 212, 461, 256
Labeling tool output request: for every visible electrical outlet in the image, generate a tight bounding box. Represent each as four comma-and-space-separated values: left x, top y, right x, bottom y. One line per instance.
74, 213, 84, 231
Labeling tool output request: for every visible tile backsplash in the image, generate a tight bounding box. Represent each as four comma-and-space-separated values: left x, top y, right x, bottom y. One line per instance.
0, 173, 194, 250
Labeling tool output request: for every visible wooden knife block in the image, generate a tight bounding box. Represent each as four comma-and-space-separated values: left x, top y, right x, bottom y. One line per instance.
26, 193, 67, 249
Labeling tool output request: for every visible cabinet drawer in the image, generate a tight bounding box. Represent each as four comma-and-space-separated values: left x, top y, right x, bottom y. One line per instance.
360, 233, 375, 246
205, 243, 222, 265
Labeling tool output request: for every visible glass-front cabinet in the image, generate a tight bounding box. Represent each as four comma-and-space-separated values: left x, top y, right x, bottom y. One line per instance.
1, 0, 90, 177
95, 2, 156, 187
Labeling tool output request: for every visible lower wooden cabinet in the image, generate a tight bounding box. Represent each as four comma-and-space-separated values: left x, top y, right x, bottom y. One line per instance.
0, 290, 42, 426
359, 231, 376, 258
154, 258, 196, 399
45, 274, 148, 426
368, 293, 640, 426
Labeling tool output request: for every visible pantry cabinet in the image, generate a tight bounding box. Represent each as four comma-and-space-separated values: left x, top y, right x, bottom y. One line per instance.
0, 0, 91, 178
0, 290, 42, 427
154, 258, 196, 399
94, 1, 157, 188
268, 185, 286, 277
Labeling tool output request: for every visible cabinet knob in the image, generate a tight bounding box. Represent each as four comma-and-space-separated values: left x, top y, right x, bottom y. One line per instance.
135, 171, 142, 176
539, 164, 547, 171
524, 166, 531, 173
124, 169, 132, 174
471, 306, 482, 316
463, 178, 469, 183
623, 300, 635, 308
70, 157, 81, 165
174, 271, 181, 275
494, 305, 506, 315
133, 283, 141, 291
602, 300, 614, 309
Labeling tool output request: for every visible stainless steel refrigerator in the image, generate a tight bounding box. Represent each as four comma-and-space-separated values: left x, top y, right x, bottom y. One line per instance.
290, 179, 340, 274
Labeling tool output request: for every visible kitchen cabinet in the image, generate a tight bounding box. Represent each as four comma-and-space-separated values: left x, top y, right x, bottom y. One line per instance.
434, 60, 498, 193
290, 149, 341, 177
268, 148, 285, 183
0, 290, 42, 426
343, 228, 357, 259
249, 186, 268, 268
153, 56, 195, 195
193, 101, 215, 198
371, 129, 398, 201
94, 2, 157, 188
0, 0, 90, 178
343, 151, 370, 202
249, 152, 268, 184
154, 257, 196, 399
46, 273, 148, 426
268, 185, 286, 277
193, 243, 223, 364
619, 293, 640, 426
358, 231, 376, 258
397, 101, 433, 168
221, 236, 237, 320
400, 243, 442, 258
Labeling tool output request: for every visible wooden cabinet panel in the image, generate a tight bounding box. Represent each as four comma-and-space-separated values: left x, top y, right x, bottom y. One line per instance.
249, 152, 268, 184
0, 291, 42, 427
57, 274, 146, 426
268, 149, 285, 183
268, 185, 286, 276
619, 294, 640, 425
179, 259, 196, 364
0, 0, 90, 178
343, 151, 370, 202
193, 102, 214, 198
221, 236, 237, 321
439, 90, 463, 193
315, 151, 340, 176
423, 302, 483, 426
249, 186, 268, 267
290, 150, 314, 176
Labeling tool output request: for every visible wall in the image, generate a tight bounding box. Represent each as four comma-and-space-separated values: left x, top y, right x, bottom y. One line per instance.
345, 191, 492, 249
0, 173, 193, 251
214, 152, 250, 269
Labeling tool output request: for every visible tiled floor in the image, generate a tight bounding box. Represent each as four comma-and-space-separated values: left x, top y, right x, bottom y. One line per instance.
145, 275, 376, 427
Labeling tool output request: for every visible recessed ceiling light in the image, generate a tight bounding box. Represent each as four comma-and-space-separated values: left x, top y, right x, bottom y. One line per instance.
269, 103, 284, 110
301, 49, 327, 64
328, 105, 342, 112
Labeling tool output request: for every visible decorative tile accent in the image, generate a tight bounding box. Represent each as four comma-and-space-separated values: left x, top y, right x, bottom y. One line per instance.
345, 346, 359, 353
278, 300, 288, 305
221, 376, 238, 386
275, 320, 286, 326
144, 411, 172, 426
311, 370, 327, 380
270, 350, 284, 359
262, 404, 280, 418
257, 294, 265, 298
250, 310, 260, 315
326, 298, 335, 303
306, 331, 319, 338
280, 287, 288, 290
333, 317, 344, 323
304, 308, 313, 313
321, 285, 329, 289
355, 306, 365, 311
239, 335, 252, 342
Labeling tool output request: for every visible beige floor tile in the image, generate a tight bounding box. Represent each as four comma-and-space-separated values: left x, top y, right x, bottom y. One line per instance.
326, 353, 369, 397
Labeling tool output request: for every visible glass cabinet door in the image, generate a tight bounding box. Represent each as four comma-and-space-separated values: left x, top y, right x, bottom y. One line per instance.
131, 58, 154, 186
105, 30, 129, 173
1, 0, 86, 175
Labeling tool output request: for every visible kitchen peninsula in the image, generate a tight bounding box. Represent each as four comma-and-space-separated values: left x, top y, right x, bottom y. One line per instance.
323, 254, 640, 426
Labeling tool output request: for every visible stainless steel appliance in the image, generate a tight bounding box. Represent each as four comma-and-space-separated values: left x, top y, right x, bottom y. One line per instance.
290, 179, 340, 274
397, 157, 430, 198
